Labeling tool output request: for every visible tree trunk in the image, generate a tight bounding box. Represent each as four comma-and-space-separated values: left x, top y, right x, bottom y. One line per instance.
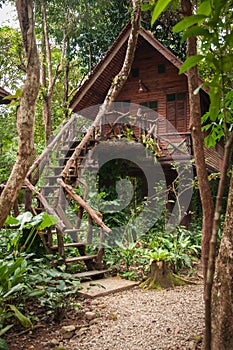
40, 0, 65, 144
180, 0, 214, 284
63, 53, 70, 120
204, 132, 233, 349
62, 0, 142, 178
211, 170, 233, 349
0, 0, 40, 228
40, 0, 53, 144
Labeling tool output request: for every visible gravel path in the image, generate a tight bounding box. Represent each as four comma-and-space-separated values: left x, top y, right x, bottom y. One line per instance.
65, 284, 204, 350
7, 283, 204, 349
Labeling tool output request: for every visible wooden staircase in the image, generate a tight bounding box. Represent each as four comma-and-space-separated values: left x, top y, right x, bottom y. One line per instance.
25, 115, 111, 279
23, 110, 192, 279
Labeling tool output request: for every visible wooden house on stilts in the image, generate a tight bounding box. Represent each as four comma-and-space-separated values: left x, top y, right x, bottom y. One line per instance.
68, 24, 223, 226
10, 24, 223, 277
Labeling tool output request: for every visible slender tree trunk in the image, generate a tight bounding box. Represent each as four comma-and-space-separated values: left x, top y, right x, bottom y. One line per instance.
40, 0, 66, 144
180, 0, 214, 281
62, 0, 142, 178
40, 0, 53, 144
0, 0, 40, 228
43, 93, 53, 143
204, 132, 233, 350
63, 50, 70, 120
180, 3, 215, 349
211, 169, 233, 349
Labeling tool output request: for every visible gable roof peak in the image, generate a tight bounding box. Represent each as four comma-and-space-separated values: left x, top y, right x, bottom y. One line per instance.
69, 23, 207, 112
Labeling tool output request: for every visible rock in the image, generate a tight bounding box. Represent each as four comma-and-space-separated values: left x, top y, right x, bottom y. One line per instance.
89, 325, 101, 334
89, 318, 101, 326
85, 311, 96, 320
75, 327, 89, 336
62, 332, 74, 340
61, 325, 76, 339
50, 338, 59, 346
98, 303, 107, 309
61, 325, 76, 333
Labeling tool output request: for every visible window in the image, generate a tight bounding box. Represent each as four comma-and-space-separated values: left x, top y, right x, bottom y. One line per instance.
158, 63, 166, 74
166, 93, 187, 132
177, 92, 186, 100
167, 94, 176, 102
148, 101, 158, 109
140, 101, 157, 111
132, 68, 139, 78
140, 101, 158, 120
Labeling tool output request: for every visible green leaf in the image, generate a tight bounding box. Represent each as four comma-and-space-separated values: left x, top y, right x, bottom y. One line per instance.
8, 305, 32, 328
28, 289, 45, 297
2, 89, 22, 100
141, 4, 153, 12
0, 325, 13, 337
225, 33, 233, 48
3, 283, 25, 298
38, 213, 58, 230
182, 27, 210, 41
0, 337, 8, 350
173, 15, 207, 33
16, 212, 33, 230
204, 133, 216, 148
179, 55, 204, 74
196, 1, 211, 16
221, 54, 233, 73
4, 216, 19, 226
209, 86, 221, 121
151, 0, 173, 25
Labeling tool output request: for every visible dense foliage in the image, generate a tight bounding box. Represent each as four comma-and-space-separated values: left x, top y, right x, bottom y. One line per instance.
0, 212, 81, 346
0, 1, 232, 348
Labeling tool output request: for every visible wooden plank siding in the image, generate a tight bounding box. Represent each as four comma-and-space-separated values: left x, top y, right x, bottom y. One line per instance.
116, 41, 189, 135
70, 24, 222, 173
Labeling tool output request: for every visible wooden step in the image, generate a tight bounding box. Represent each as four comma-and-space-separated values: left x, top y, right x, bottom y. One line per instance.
65, 254, 98, 263
73, 269, 109, 279
51, 242, 87, 250
64, 229, 85, 235
44, 175, 62, 179
44, 175, 77, 181
60, 148, 76, 155
63, 228, 86, 241
54, 156, 85, 162
41, 186, 60, 195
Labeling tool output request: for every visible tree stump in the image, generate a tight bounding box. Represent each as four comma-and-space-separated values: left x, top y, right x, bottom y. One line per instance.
140, 260, 186, 290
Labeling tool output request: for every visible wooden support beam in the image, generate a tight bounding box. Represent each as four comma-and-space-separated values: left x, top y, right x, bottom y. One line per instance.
57, 178, 112, 234
24, 178, 66, 233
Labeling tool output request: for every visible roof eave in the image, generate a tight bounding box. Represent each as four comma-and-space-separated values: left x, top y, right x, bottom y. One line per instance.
69, 25, 209, 111
69, 26, 131, 112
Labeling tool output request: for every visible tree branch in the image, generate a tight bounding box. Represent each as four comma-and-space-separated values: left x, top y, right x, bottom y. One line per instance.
62, 0, 142, 178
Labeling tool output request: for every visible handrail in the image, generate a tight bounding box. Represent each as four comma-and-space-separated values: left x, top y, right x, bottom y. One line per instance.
27, 114, 77, 178
25, 178, 66, 232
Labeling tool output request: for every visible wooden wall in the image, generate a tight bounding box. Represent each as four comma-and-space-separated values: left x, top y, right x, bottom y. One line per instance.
116, 41, 190, 134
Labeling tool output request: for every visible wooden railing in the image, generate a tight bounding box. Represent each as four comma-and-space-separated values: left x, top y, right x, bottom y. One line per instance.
157, 132, 192, 158
99, 111, 192, 159
23, 114, 111, 265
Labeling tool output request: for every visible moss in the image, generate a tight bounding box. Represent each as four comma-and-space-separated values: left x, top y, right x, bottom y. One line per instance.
139, 260, 190, 290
